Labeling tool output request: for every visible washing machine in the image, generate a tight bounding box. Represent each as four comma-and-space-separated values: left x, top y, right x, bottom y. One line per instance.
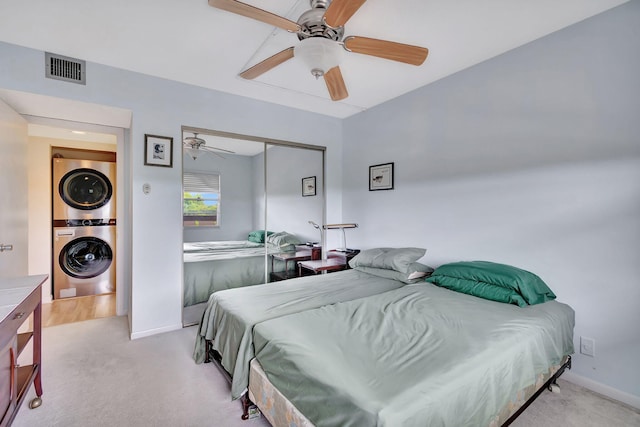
52, 158, 116, 222
53, 225, 116, 299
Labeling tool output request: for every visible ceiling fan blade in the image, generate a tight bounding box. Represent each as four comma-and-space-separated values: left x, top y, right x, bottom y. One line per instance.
239, 47, 295, 79
202, 150, 227, 159
202, 146, 236, 154
208, 0, 301, 33
324, 66, 348, 101
324, 0, 367, 28
344, 36, 428, 66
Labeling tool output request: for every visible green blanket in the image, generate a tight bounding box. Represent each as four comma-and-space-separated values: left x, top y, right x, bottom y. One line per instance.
253, 282, 575, 427
193, 269, 406, 399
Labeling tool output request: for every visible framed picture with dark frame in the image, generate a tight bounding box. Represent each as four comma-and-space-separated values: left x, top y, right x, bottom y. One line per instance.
302, 176, 316, 197
369, 162, 394, 191
144, 134, 173, 167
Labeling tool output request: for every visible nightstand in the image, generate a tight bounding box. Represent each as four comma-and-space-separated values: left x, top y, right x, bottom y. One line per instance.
270, 250, 312, 281
298, 258, 348, 276
327, 249, 360, 268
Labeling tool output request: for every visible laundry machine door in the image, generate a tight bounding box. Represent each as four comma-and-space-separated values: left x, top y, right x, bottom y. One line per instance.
59, 168, 112, 211
59, 236, 113, 279
53, 225, 116, 299
52, 158, 117, 221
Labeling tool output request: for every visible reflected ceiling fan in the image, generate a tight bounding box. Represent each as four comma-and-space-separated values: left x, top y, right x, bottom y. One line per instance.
183, 133, 236, 160
208, 0, 429, 101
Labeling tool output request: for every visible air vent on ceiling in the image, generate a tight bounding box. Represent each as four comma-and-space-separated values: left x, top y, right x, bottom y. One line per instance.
45, 52, 86, 85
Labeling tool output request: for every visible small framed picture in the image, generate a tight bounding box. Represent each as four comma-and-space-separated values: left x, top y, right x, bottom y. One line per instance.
369, 162, 394, 191
144, 134, 173, 167
302, 176, 316, 197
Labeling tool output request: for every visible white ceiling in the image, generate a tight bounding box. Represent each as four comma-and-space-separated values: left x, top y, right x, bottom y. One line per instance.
0, 0, 628, 119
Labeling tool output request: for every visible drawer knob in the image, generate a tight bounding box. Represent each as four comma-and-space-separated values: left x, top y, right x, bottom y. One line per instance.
13, 312, 25, 319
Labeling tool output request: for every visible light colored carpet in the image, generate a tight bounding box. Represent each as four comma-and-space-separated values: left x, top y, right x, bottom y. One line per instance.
14, 316, 270, 427
511, 378, 640, 427
13, 315, 640, 427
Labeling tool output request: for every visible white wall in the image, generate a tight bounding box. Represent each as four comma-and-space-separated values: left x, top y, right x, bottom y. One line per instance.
0, 40, 343, 339
183, 152, 255, 243
342, 2, 640, 404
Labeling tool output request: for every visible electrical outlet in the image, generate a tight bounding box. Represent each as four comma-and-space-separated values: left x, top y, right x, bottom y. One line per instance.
580, 336, 595, 357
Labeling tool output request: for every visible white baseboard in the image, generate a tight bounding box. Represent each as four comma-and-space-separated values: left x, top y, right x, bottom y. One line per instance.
130, 323, 182, 340
562, 371, 640, 410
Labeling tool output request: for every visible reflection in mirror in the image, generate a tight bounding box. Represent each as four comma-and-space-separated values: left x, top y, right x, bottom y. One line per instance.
264, 144, 324, 280
181, 128, 325, 326
182, 131, 267, 326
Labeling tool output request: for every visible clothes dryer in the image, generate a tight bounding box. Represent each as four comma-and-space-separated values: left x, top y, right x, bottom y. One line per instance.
52, 158, 116, 222
53, 225, 116, 299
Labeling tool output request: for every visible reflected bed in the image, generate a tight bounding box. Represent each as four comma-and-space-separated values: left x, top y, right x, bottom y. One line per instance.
183, 240, 273, 307
183, 240, 287, 325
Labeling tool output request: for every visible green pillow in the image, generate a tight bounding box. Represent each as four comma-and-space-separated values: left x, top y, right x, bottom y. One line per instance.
247, 230, 273, 243
348, 247, 426, 273
425, 261, 556, 307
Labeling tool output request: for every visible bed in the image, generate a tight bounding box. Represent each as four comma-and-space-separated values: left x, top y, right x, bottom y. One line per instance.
192, 264, 432, 399
248, 259, 575, 427
184, 240, 274, 306
183, 232, 303, 325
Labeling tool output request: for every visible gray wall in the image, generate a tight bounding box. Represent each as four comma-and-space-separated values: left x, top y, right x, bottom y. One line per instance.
342, 2, 640, 401
252, 145, 324, 244
266, 145, 324, 243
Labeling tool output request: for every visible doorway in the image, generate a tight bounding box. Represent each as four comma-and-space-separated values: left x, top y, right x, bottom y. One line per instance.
29, 124, 120, 327
0, 89, 132, 331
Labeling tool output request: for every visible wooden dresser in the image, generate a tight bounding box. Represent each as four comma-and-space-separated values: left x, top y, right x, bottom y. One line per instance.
0, 275, 46, 427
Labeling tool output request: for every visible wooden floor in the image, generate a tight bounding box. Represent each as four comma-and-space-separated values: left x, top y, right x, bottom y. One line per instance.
42, 293, 117, 328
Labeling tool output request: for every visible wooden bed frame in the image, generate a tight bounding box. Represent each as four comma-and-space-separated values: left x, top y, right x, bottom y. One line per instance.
203, 343, 258, 420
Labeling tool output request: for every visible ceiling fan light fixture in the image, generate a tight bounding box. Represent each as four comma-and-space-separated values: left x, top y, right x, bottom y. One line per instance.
294, 37, 343, 79
184, 146, 200, 160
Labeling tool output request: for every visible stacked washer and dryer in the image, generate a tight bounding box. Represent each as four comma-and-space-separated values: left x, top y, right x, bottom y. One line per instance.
52, 158, 116, 299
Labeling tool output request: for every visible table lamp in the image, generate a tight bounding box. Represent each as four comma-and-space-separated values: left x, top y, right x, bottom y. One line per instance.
323, 223, 358, 252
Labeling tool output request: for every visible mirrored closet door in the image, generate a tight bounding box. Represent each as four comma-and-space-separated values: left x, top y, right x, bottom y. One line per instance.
181, 127, 325, 326
264, 143, 324, 282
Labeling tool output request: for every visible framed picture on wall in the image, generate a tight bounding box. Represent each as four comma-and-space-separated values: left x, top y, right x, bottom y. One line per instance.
302, 176, 316, 197
144, 134, 173, 167
369, 162, 394, 191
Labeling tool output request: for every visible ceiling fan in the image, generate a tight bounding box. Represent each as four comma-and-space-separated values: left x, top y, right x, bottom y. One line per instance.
183, 133, 236, 159
208, 0, 429, 101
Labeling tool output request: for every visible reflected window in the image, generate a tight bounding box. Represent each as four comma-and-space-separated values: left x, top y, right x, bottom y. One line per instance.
183, 172, 220, 227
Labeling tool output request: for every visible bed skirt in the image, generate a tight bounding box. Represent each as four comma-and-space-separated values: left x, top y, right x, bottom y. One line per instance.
247, 355, 571, 427
248, 358, 314, 427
